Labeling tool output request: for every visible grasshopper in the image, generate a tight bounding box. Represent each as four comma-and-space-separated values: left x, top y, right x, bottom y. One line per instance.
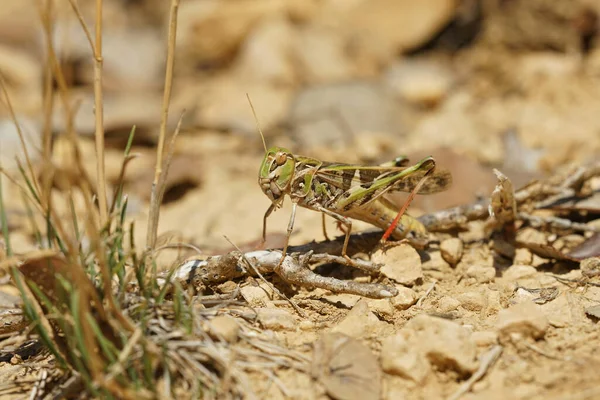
250, 100, 452, 264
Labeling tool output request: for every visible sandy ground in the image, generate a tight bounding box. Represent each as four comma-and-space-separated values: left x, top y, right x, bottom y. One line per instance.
1, 0, 600, 399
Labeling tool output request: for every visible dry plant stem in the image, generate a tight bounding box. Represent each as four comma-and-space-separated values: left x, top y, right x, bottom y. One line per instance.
518, 212, 600, 233
225, 236, 306, 317
156, 113, 184, 214
177, 251, 398, 299
41, 0, 55, 203
416, 279, 437, 308
417, 200, 489, 231
92, 0, 108, 225
36, 0, 93, 248
146, 0, 180, 250
448, 345, 502, 400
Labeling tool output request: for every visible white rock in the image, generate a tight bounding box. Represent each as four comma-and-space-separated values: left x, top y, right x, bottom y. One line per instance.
497, 301, 549, 340
195, 77, 293, 133
295, 26, 353, 83
540, 293, 584, 328
503, 265, 537, 281
240, 284, 272, 308
208, 315, 240, 343
513, 248, 533, 265
391, 286, 418, 310
438, 296, 461, 313
487, 290, 502, 313
471, 331, 499, 347
290, 82, 401, 149
512, 287, 538, 304
374, 243, 423, 286
322, 293, 360, 308
256, 308, 297, 331
332, 0, 459, 59
458, 291, 487, 312
177, 0, 284, 65
386, 59, 454, 107
331, 300, 387, 338
402, 314, 478, 375
235, 17, 296, 85
516, 227, 547, 245
368, 299, 395, 319
381, 333, 430, 383
466, 264, 496, 283
439, 238, 464, 265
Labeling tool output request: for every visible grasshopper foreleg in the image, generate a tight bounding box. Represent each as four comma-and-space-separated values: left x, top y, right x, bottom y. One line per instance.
262, 203, 277, 246
321, 213, 330, 241
281, 202, 298, 259
317, 206, 353, 260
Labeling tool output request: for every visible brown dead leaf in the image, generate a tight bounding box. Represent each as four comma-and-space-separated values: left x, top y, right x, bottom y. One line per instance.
312, 332, 381, 400
517, 242, 580, 262
519, 234, 600, 262
567, 233, 600, 259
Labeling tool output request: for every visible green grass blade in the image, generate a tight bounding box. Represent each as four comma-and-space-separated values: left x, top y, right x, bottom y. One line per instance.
12, 269, 68, 368
0, 173, 12, 256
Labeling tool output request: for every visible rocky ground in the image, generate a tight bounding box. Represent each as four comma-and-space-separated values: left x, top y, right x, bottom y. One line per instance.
1, 0, 600, 399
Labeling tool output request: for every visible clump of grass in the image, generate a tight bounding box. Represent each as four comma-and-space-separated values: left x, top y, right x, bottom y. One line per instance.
0, 0, 313, 398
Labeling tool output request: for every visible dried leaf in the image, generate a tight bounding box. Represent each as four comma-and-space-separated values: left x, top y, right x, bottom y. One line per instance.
518, 242, 580, 262
567, 233, 600, 259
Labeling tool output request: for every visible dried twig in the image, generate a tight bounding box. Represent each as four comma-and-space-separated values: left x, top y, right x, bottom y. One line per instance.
146, 0, 180, 250
176, 250, 397, 299
448, 345, 502, 400
224, 236, 306, 317
416, 280, 437, 308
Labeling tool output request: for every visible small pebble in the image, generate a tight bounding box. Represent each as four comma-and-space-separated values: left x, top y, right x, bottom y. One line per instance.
404, 315, 478, 375
471, 331, 499, 347
497, 301, 549, 340
256, 308, 297, 331
381, 334, 430, 383
240, 284, 273, 307
458, 291, 487, 312
466, 264, 496, 283
368, 298, 395, 319
208, 315, 240, 343
513, 248, 533, 265
438, 296, 461, 313
332, 300, 387, 338
391, 286, 418, 310
503, 265, 537, 281
374, 244, 423, 286
440, 238, 464, 266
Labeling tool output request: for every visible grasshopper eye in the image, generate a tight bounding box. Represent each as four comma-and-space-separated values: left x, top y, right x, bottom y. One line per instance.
275, 152, 287, 166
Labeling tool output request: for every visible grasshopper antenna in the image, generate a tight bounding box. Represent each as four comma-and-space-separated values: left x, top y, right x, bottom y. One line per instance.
246, 93, 268, 152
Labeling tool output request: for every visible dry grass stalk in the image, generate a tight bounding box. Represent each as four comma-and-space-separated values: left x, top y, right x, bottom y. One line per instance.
146, 0, 181, 251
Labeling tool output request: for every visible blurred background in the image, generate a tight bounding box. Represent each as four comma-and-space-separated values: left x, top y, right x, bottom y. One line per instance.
2, 0, 600, 251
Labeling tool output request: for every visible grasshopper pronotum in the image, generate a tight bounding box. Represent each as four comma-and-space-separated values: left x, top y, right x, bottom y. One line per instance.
250, 97, 452, 264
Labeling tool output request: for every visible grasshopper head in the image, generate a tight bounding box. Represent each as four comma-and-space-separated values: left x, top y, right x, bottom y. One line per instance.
259, 147, 296, 203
